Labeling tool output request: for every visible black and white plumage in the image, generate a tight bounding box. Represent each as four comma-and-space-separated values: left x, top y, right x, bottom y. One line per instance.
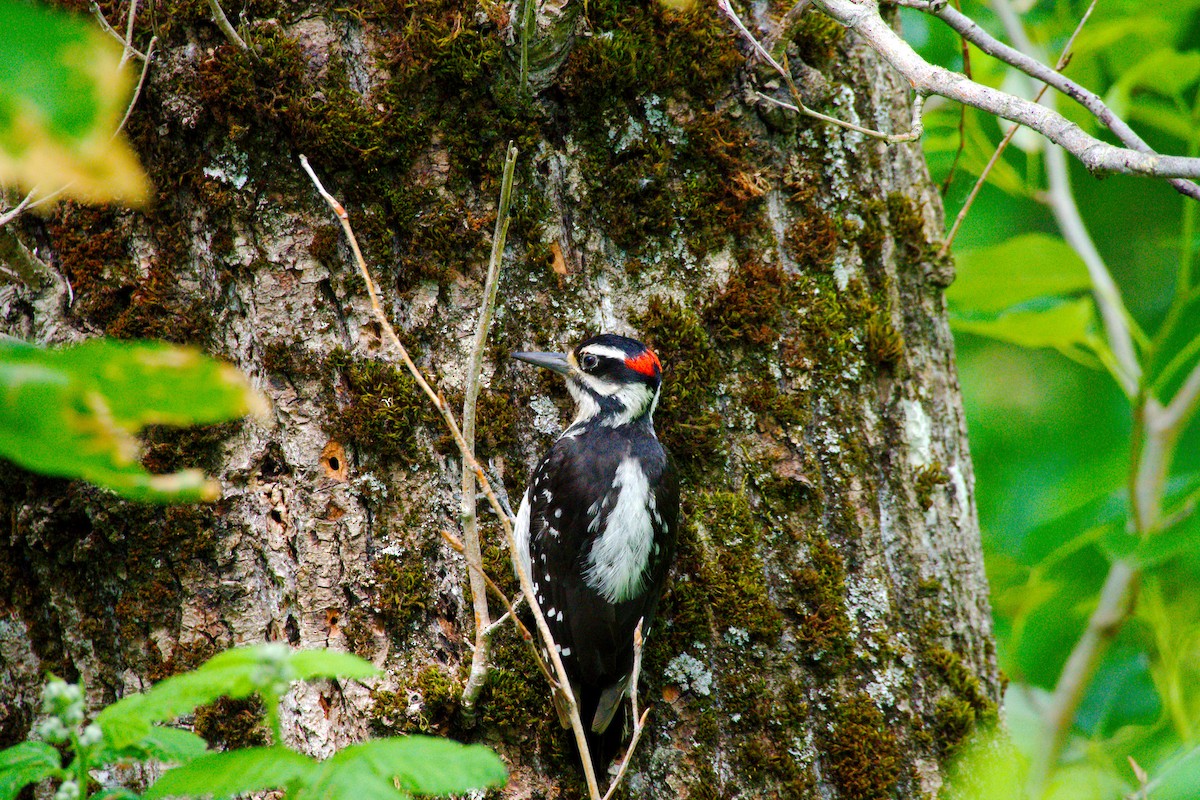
512, 333, 679, 770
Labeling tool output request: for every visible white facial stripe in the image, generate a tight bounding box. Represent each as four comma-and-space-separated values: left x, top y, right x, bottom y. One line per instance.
578, 344, 630, 362
577, 372, 621, 397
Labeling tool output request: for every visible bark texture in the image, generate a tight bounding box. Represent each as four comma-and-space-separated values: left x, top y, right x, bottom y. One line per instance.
0, 0, 998, 796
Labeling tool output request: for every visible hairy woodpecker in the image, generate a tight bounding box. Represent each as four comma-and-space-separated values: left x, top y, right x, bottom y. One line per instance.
512, 333, 679, 771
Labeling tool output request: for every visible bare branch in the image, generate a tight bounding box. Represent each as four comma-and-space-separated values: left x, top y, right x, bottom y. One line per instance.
461, 142, 519, 712
811, 0, 1200, 181
1027, 559, 1139, 797
207, 0, 248, 50
901, 0, 1200, 201
442, 529, 557, 688
299, 155, 603, 799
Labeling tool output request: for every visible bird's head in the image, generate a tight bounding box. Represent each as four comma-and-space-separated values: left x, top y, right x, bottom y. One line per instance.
513, 334, 662, 428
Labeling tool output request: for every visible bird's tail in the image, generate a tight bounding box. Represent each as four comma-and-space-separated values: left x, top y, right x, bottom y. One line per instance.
580, 682, 629, 780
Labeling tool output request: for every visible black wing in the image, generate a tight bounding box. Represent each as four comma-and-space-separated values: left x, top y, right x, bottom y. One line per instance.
527, 432, 679, 689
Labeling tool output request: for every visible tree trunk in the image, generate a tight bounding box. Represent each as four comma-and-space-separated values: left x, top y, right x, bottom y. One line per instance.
0, 1, 998, 797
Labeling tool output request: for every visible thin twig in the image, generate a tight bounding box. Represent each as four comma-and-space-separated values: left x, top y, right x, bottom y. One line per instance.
90, 1, 147, 59
0, 189, 38, 228
721, 0, 922, 144
118, 0, 140, 69
114, 37, 157, 138
988, 0, 1140, 397
461, 142, 520, 712
442, 530, 557, 688
600, 620, 651, 800
299, 155, 603, 799
208, 0, 248, 50
939, 0, 1095, 256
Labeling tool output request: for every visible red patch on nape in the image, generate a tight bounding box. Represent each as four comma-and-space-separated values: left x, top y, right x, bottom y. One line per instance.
625, 349, 661, 377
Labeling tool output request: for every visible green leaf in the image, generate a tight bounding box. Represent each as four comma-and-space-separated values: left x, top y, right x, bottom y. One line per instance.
950, 298, 1103, 365
97, 725, 211, 766
0, 0, 148, 202
948, 234, 1092, 314
0, 339, 266, 503
1113, 48, 1200, 102
288, 649, 381, 682
1145, 744, 1200, 799
99, 646, 378, 750
0, 741, 61, 800
314, 737, 507, 797
144, 747, 317, 799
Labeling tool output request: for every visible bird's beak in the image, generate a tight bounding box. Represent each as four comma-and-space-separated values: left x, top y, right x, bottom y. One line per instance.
512, 351, 571, 375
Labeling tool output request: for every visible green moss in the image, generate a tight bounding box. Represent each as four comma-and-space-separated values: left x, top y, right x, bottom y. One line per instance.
739, 378, 809, 429
342, 607, 378, 660
865, 310, 905, 369
822, 694, 901, 800
322, 348, 435, 466
790, 9, 847, 66
787, 532, 852, 671
704, 260, 792, 346
785, 210, 841, 273
631, 297, 724, 477
140, 421, 241, 476
372, 552, 433, 635
373, 665, 461, 735
932, 695, 977, 756
914, 462, 950, 511
648, 491, 785, 681
194, 696, 268, 749
886, 192, 935, 266
926, 646, 998, 723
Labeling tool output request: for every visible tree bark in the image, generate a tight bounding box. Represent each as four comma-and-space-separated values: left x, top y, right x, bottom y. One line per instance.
0, 1, 998, 796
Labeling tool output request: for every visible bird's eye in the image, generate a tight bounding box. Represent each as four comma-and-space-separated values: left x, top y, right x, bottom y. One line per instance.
581, 354, 599, 371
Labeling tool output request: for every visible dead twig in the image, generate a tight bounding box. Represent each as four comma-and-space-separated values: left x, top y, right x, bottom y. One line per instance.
299, 154, 604, 799
461, 142, 520, 713
600, 620, 652, 800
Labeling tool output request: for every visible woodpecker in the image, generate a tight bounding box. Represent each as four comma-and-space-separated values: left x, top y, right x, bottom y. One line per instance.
512, 333, 679, 772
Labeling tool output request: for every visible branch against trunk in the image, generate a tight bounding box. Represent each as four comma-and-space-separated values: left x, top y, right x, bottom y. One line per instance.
460, 143, 519, 715
808, 0, 1200, 182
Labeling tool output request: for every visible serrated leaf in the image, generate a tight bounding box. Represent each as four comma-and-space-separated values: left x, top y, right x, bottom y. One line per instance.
144, 747, 317, 799
948, 234, 1092, 314
0, 0, 148, 203
0, 741, 61, 800
288, 649, 381, 682
0, 339, 266, 503
319, 737, 507, 796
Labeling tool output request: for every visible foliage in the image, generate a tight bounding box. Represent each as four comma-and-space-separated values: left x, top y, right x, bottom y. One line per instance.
0, 0, 148, 202
0, 338, 266, 502
907, 0, 1200, 797
0, 645, 506, 800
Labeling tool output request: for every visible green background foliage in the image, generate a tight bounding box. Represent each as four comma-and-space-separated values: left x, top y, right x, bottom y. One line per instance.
906, 0, 1200, 794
